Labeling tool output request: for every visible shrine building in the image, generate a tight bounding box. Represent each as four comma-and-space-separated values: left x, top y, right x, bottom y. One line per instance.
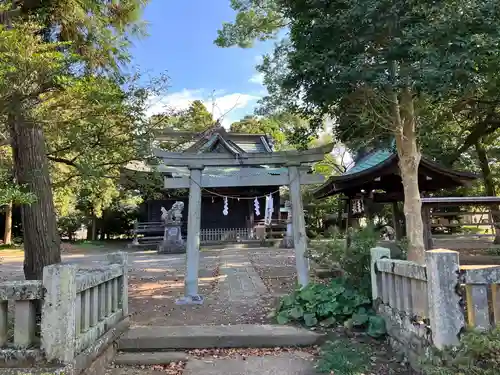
124, 124, 326, 244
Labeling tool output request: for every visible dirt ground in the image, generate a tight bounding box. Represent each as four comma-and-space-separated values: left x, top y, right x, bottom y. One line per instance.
0, 244, 277, 327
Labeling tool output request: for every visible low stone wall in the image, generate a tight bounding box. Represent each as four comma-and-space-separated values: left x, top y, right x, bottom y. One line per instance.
0, 252, 129, 375
371, 247, 500, 371
371, 248, 464, 370
376, 303, 432, 366
0, 280, 45, 368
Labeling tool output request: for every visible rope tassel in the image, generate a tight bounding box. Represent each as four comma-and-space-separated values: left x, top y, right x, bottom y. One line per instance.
223, 196, 229, 216
254, 197, 260, 216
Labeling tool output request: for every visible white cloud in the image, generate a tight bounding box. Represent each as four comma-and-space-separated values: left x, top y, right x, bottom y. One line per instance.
249, 72, 264, 85
146, 89, 260, 128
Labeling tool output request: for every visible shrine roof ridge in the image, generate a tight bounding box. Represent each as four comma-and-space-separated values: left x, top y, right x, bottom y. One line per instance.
313, 147, 477, 199
155, 125, 274, 154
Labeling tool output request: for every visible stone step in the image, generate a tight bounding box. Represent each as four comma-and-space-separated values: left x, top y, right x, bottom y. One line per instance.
0, 368, 66, 375
118, 325, 325, 351
114, 351, 189, 366
183, 352, 316, 375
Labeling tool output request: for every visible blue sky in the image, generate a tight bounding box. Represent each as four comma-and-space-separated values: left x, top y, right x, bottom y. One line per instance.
129, 0, 273, 127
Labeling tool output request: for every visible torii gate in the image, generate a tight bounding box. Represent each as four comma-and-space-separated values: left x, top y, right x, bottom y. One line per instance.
153, 143, 334, 304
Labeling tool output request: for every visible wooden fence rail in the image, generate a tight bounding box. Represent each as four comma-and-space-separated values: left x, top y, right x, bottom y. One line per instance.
199, 228, 252, 242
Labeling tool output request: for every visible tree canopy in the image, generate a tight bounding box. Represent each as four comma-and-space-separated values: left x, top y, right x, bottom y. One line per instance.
216, 0, 500, 261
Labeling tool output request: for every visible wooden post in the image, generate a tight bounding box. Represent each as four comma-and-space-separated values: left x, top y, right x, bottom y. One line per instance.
363, 192, 374, 224
288, 165, 309, 287
422, 205, 433, 250
391, 201, 404, 240
178, 166, 204, 304
345, 197, 352, 248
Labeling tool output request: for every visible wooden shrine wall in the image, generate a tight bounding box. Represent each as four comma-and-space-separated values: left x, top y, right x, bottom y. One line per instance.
140, 189, 281, 231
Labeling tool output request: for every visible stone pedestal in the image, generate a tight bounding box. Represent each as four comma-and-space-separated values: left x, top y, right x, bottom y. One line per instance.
157, 225, 186, 254
280, 200, 294, 248
281, 222, 294, 248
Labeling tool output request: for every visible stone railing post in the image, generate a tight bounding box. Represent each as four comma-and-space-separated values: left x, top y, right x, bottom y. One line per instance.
425, 249, 464, 349
42, 264, 77, 364
107, 252, 129, 316
370, 247, 391, 301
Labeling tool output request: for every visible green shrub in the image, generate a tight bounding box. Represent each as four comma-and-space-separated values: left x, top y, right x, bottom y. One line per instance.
342, 225, 378, 294
422, 326, 500, 375
274, 278, 386, 338
58, 213, 85, 241
306, 235, 345, 270
393, 236, 409, 260
307, 225, 378, 294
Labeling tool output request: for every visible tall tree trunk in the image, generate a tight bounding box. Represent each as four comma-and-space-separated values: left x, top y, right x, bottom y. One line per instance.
392, 87, 425, 264
9, 111, 61, 280
3, 201, 12, 245
475, 139, 500, 244
91, 216, 97, 241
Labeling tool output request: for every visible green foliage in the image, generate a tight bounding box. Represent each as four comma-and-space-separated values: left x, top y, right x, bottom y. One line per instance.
315, 339, 371, 374
152, 100, 214, 135
303, 193, 342, 237
215, 0, 286, 48
395, 237, 409, 260
308, 226, 378, 294
274, 279, 386, 338
99, 195, 141, 238
229, 112, 313, 151
217, 0, 500, 259
307, 234, 345, 270
422, 326, 500, 375
14, 0, 148, 71
343, 226, 379, 293
57, 213, 85, 241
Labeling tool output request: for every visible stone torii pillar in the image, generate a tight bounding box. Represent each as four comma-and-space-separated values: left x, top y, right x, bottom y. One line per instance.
176, 166, 204, 305
288, 165, 309, 287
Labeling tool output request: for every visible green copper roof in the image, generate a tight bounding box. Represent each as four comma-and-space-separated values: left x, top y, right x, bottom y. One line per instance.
344, 148, 394, 175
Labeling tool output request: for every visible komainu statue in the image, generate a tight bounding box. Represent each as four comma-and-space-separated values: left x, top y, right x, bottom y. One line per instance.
161, 201, 184, 225
158, 201, 185, 254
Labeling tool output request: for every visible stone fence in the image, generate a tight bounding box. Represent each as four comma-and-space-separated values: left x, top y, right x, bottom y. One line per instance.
371, 247, 500, 368
0, 252, 129, 374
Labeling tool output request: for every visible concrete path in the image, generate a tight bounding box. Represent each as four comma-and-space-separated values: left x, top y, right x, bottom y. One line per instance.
214, 248, 273, 323
184, 353, 317, 375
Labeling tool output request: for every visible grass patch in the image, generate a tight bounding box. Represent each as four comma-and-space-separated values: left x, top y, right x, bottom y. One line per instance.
0, 243, 23, 251
72, 240, 109, 248
462, 225, 492, 235
316, 337, 372, 374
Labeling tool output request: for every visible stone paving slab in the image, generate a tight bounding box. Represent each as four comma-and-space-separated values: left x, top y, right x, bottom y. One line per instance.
183, 353, 318, 375
118, 324, 325, 350
113, 351, 189, 365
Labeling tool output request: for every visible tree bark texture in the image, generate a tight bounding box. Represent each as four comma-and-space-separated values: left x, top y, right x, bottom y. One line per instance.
3, 201, 12, 245
8, 112, 61, 280
475, 139, 500, 244
392, 88, 426, 264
